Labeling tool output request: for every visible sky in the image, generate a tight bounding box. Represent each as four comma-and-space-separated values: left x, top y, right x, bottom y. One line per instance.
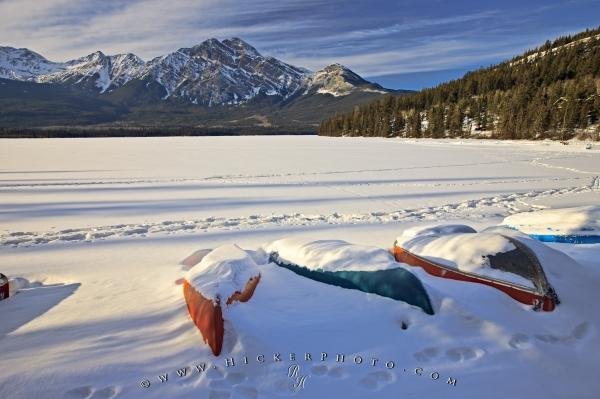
0, 0, 598, 90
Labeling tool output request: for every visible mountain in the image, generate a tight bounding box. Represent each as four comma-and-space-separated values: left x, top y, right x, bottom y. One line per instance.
0, 47, 145, 92
307, 63, 387, 96
0, 47, 61, 80
0, 38, 410, 134
319, 27, 600, 141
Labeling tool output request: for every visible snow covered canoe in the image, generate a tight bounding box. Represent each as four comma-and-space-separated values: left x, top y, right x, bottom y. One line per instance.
263, 237, 434, 315
502, 206, 600, 244
393, 225, 559, 311
182, 245, 261, 356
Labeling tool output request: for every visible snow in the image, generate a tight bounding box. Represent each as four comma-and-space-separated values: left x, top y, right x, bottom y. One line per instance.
399, 231, 516, 270
0, 48, 143, 93
360, 87, 388, 94
316, 87, 349, 97
0, 47, 62, 80
1, 42, 385, 104
312, 64, 357, 96
0, 136, 599, 399
0, 39, 312, 103
396, 224, 477, 242
511, 33, 600, 66
185, 244, 260, 302
397, 231, 535, 287
502, 205, 600, 235
7, 277, 35, 297
262, 237, 399, 272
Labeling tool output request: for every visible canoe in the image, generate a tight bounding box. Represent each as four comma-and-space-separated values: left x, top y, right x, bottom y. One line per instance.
183, 274, 260, 356
502, 206, 600, 244
182, 245, 261, 356
393, 234, 559, 311
264, 237, 434, 315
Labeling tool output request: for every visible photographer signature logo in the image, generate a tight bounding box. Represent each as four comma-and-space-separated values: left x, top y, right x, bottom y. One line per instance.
137, 352, 458, 392
287, 364, 308, 391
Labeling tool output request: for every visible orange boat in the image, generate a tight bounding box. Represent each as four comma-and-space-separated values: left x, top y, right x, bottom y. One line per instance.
181, 246, 260, 356
393, 228, 559, 311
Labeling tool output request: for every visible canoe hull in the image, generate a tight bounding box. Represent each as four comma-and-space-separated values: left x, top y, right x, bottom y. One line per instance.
393, 246, 556, 311
183, 280, 224, 356
183, 274, 260, 356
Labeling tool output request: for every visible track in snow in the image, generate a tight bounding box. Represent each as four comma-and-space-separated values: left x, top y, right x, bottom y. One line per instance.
2, 178, 596, 248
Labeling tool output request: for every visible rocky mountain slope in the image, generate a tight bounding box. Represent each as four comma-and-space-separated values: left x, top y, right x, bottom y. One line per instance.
0, 38, 407, 133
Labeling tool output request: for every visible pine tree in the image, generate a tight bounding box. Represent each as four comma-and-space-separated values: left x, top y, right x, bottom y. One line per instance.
319, 27, 600, 140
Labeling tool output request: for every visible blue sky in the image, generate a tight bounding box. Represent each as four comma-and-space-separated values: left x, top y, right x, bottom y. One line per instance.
0, 0, 598, 89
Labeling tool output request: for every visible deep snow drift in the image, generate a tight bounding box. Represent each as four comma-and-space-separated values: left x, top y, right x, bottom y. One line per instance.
0, 136, 599, 399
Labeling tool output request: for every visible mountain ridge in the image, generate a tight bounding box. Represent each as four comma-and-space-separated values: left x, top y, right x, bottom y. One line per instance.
0, 38, 398, 106
0, 38, 410, 134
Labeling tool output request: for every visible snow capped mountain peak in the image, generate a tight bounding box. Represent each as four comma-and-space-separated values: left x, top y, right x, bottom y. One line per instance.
0, 46, 61, 80
139, 37, 311, 104
88, 50, 106, 59
222, 37, 260, 57
315, 63, 365, 82
106, 53, 146, 89
0, 39, 391, 103
310, 63, 384, 97
64, 50, 107, 69
32, 49, 144, 92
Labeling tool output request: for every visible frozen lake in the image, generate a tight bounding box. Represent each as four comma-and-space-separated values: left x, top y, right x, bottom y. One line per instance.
1, 136, 598, 239
0, 136, 599, 399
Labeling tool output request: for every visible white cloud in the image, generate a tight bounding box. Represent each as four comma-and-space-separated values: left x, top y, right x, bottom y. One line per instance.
0, 0, 595, 79
282, 39, 522, 76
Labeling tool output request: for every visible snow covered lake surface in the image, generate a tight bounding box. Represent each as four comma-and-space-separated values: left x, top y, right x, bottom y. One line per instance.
0, 136, 599, 399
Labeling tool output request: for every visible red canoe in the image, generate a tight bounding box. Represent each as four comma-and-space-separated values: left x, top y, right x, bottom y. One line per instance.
183, 275, 260, 356
393, 235, 559, 311
181, 248, 261, 356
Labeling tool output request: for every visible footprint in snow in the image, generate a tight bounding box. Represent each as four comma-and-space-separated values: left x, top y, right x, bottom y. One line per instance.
508, 333, 530, 349
445, 347, 485, 363
64, 385, 119, 399
64, 386, 93, 399
309, 364, 347, 379
572, 322, 592, 340
358, 370, 395, 391
535, 321, 592, 346
206, 369, 259, 398
89, 386, 119, 399
412, 347, 440, 362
